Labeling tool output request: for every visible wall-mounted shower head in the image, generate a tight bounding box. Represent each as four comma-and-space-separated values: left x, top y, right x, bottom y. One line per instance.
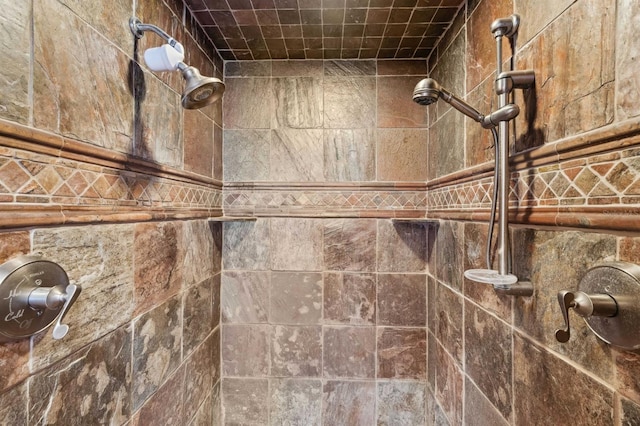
412, 78, 484, 123
179, 64, 225, 109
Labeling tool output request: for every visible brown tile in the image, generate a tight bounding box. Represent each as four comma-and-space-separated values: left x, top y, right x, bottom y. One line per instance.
221, 271, 269, 323
465, 378, 510, 426
428, 108, 465, 180
377, 327, 426, 379
323, 129, 376, 181
222, 378, 268, 425
617, 0, 640, 119
323, 326, 375, 378
377, 76, 428, 128
377, 128, 428, 181
134, 367, 185, 426
434, 280, 463, 365
272, 77, 323, 128
433, 220, 464, 291
377, 220, 427, 272
183, 277, 213, 356
377, 381, 426, 425
270, 218, 323, 271
270, 272, 322, 324
621, 396, 640, 426
182, 220, 215, 287
614, 348, 640, 402
0, 231, 29, 264
324, 76, 376, 128
271, 325, 322, 377
223, 77, 273, 129
270, 379, 322, 424
183, 335, 214, 422
434, 341, 463, 426
0, 381, 28, 425
189, 393, 213, 426
323, 380, 375, 425
0, 2, 30, 124
0, 339, 29, 393
377, 273, 426, 326
270, 129, 324, 181
324, 272, 376, 325
183, 110, 214, 177
515, 0, 574, 45
223, 219, 271, 270
222, 324, 270, 376
323, 219, 376, 271
223, 129, 270, 181
224, 61, 272, 77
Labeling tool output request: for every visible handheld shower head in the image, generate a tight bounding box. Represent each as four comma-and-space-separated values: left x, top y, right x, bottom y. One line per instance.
412, 78, 484, 123
179, 64, 225, 109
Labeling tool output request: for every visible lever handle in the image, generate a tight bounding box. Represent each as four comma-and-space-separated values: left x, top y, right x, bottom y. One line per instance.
52, 284, 80, 340
555, 290, 617, 343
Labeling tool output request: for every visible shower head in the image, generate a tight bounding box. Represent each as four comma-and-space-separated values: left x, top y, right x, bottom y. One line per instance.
413, 78, 484, 123
179, 64, 225, 109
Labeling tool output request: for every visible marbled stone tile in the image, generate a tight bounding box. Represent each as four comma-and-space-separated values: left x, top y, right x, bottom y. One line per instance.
377, 77, 428, 128
378, 273, 426, 327
270, 218, 323, 271
377, 60, 427, 76
435, 342, 463, 426
221, 378, 268, 425
433, 220, 464, 291
132, 296, 182, 411
189, 394, 213, 426
377, 381, 426, 426
271, 128, 324, 181
222, 324, 270, 376
223, 220, 270, 270
133, 366, 185, 426
324, 76, 376, 129
426, 387, 450, 426
33, 0, 133, 152
0, 381, 28, 425
515, 0, 575, 45
184, 110, 214, 177
614, 348, 640, 401
29, 326, 131, 425
514, 230, 616, 380
184, 335, 214, 423
323, 381, 375, 425
616, 0, 640, 120
212, 273, 221, 329
0, 231, 29, 263
223, 77, 272, 129
377, 327, 426, 379
465, 301, 512, 420
273, 77, 323, 128
272, 60, 323, 77
0, 339, 29, 393
324, 60, 376, 76
621, 396, 640, 426
225, 61, 271, 77
376, 128, 428, 181
323, 326, 375, 378
134, 221, 183, 316
377, 220, 427, 273
434, 280, 463, 365
223, 129, 270, 181
214, 124, 223, 181
323, 129, 375, 181
0, 2, 30, 124
182, 220, 215, 287
324, 219, 376, 272
271, 272, 322, 324
465, 378, 509, 426
270, 379, 322, 425
465, 76, 497, 166
183, 277, 213, 357
212, 327, 221, 384
271, 325, 322, 377
513, 334, 615, 425
430, 28, 465, 123
222, 271, 269, 323
31, 224, 135, 371
211, 381, 221, 426
324, 273, 376, 325
428, 108, 465, 180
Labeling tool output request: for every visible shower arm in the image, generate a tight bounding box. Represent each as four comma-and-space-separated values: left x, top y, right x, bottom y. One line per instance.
129, 17, 184, 54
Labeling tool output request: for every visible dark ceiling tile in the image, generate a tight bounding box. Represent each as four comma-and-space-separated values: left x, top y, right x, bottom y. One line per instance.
277, 9, 301, 24
281, 25, 303, 37
324, 0, 346, 7
233, 10, 259, 25
345, 8, 367, 23
255, 9, 280, 24
203, 0, 229, 9
275, 0, 298, 8
252, 0, 276, 8
366, 8, 391, 23
300, 9, 322, 24
229, 0, 254, 9
343, 24, 365, 37
323, 8, 345, 24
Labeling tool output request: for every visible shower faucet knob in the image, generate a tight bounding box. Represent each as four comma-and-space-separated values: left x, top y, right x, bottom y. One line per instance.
554, 290, 617, 343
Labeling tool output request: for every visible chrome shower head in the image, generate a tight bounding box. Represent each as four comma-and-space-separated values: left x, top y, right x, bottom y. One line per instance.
179, 64, 225, 109
412, 78, 441, 105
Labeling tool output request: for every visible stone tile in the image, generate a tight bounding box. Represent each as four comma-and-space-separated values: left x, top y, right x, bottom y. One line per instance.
271, 325, 322, 377
513, 334, 614, 425
428, 108, 465, 180
184, 110, 214, 177
222, 271, 269, 323
212, 273, 221, 329
272, 60, 323, 77
378, 273, 426, 327
182, 220, 215, 287
377, 381, 426, 426
0, 339, 29, 393
270, 379, 322, 425
323, 129, 375, 181
211, 381, 221, 426
222, 324, 270, 377
323, 380, 375, 425
377, 128, 428, 181
465, 378, 509, 426
377, 220, 427, 273
189, 394, 213, 426
184, 336, 214, 423
376, 59, 427, 76
433, 220, 464, 291
223, 219, 270, 270
323, 326, 375, 378
430, 28, 465, 123
0, 2, 30, 124
29, 326, 131, 425
515, 0, 575, 45
132, 296, 182, 411
323, 219, 376, 272
426, 387, 450, 426
324, 60, 376, 76
270, 218, 323, 271
514, 230, 616, 380
621, 396, 640, 426
0, 381, 28, 425
183, 277, 213, 356
616, 0, 640, 119
614, 348, 640, 401
465, 301, 512, 420
377, 77, 428, 128
33, 0, 133, 152
324, 273, 376, 325
270, 129, 324, 181
222, 378, 268, 425
435, 342, 463, 426
31, 224, 135, 371
223, 129, 270, 181
225, 61, 272, 77
324, 76, 376, 129
133, 221, 183, 317
214, 124, 223, 180
212, 327, 221, 384
272, 77, 323, 128
377, 327, 426, 379
270, 272, 322, 324
0, 231, 29, 263
134, 366, 185, 426
465, 76, 497, 167
223, 77, 272, 129
434, 281, 463, 365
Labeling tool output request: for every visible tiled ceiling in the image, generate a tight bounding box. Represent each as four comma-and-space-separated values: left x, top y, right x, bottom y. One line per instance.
182, 0, 464, 61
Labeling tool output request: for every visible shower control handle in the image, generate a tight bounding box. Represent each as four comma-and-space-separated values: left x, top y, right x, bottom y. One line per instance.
555, 290, 617, 343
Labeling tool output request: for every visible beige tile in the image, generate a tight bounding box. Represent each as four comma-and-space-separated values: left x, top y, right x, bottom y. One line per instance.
0, 1, 30, 124
272, 77, 323, 128
270, 129, 324, 181
377, 381, 426, 425
221, 271, 269, 324
222, 324, 269, 377
270, 379, 322, 425
271, 325, 322, 377
377, 76, 428, 128
377, 128, 428, 181
223, 78, 272, 129
323, 129, 375, 181
270, 272, 322, 324
222, 378, 268, 425
323, 326, 375, 378
270, 218, 323, 271
223, 130, 270, 182
323, 381, 375, 425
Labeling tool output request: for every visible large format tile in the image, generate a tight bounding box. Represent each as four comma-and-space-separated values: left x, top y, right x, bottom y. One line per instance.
271, 325, 322, 377
270, 272, 322, 324
323, 326, 375, 379
270, 379, 322, 425
223, 220, 270, 271
377, 381, 426, 426
323, 129, 375, 181
323, 219, 376, 272
324, 273, 376, 325
270, 218, 323, 271
323, 381, 375, 425
272, 77, 323, 128
377, 220, 427, 273
221, 271, 269, 323
377, 274, 426, 326
0, 1, 30, 123
222, 378, 268, 425
377, 327, 426, 380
